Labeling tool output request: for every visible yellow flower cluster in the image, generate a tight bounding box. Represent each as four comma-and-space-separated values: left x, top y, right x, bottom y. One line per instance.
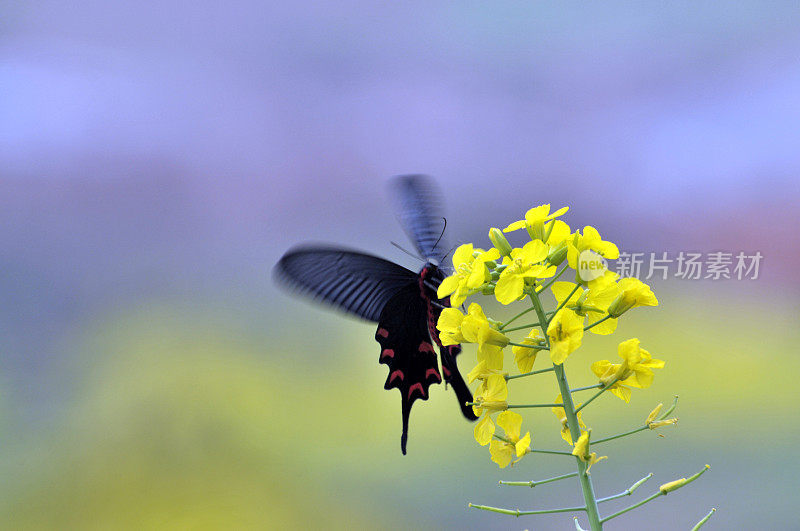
434, 203, 667, 469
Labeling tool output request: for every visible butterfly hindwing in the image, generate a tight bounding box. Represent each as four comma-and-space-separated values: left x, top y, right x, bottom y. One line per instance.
375, 283, 442, 455
376, 266, 478, 454
438, 344, 478, 422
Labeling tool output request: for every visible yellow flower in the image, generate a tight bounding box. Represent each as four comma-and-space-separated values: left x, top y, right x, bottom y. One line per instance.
587, 269, 619, 289
544, 220, 572, 246
473, 415, 495, 446
437, 304, 508, 369
551, 394, 587, 445
607, 277, 659, 317
466, 360, 499, 384
511, 329, 545, 373
503, 204, 569, 241
571, 431, 607, 472
543, 221, 572, 264
437, 244, 500, 306
547, 309, 584, 364
495, 240, 556, 305
436, 307, 467, 346
461, 304, 508, 369
488, 411, 531, 468
551, 280, 620, 335
591, 338, 665, 402
472, 374, 508, 417
567, 226, 620, 272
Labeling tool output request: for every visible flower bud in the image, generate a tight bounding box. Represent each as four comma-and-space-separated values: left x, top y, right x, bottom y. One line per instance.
648, 418, 677, 430
659, 478, 686, 494
525, 221, 545, 242
488, 228, 513, 257
645, 403, 663, 425
607, 293, 635, 318
547, 241, 568, 266
659, 464, 710, 494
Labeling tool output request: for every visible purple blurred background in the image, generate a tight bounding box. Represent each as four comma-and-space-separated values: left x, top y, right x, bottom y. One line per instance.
1, 2, 799, 529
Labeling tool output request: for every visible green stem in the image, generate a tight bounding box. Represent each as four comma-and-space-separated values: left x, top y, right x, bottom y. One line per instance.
500, 306, 535, 330
529, 449, 576, 456
599, 491, 663, 523
468, 503, 586, 517
592, 425, 648, 445
499, 471, 578, 487
508, 341, 549, 350
505, 366, 555, 380
574, 376, 620, 414
547, 283, 581, 325
529, 288, 603, 530
596, 473, 652, 503
583, 314, 612, 332
501, 322, 542, 332
507, 403, 563, 409
691, 508, 716, 530
660, 395, 679, 419
571, 383, 603, 392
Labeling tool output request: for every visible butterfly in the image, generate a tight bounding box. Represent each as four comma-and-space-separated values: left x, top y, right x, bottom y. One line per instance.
275, 175, 478, 454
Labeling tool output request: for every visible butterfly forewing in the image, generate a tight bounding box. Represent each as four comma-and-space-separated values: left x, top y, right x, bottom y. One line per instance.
391, 175, 449, 264
275, 246, 418, 322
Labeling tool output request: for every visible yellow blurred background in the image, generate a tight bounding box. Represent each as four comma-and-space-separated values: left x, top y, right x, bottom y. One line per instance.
0, 280, 796, 529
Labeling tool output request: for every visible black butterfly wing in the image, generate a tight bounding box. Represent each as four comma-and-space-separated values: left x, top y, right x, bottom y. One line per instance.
391, 175, 449, 263
375, 283, 442, 455
274, 246, 418, 322
377, 268, 478, 454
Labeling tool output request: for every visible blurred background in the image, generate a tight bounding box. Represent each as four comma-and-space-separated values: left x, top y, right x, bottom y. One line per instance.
2, 2, 799, 529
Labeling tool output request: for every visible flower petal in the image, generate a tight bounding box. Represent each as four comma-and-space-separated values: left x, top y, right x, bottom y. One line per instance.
497, 410, 523, 441
474, 414, 495, 446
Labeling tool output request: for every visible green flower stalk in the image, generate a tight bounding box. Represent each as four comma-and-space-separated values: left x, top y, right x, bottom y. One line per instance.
435, 203, 713, 530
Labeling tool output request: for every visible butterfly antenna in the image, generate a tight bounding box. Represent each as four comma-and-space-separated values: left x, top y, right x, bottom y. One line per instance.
391, 241, 424, 261
431, 217, 447, 252
441, 242, 460, 265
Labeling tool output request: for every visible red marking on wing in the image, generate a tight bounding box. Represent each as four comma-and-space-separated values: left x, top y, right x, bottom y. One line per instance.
377, 328, 389, 338
418, 341, 434, 354
425, 368, 442, 382
380, 348, 395, 360
408, 382, 425, 398
389, 370, 404, 383
442, 365, 451, 378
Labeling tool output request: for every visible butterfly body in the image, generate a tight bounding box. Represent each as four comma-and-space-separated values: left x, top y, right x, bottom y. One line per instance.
275, 176, 477, 454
